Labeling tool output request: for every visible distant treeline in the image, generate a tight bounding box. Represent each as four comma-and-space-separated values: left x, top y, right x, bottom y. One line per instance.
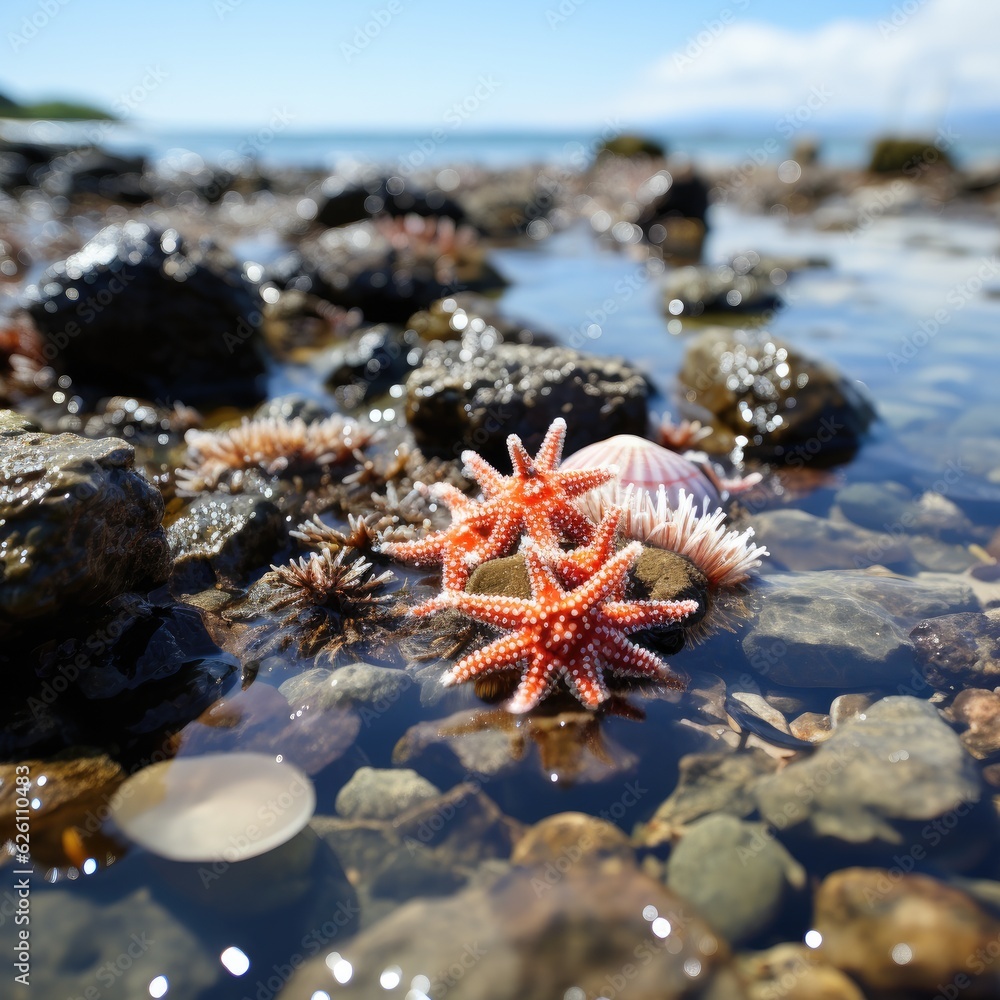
0, 90, 115, 120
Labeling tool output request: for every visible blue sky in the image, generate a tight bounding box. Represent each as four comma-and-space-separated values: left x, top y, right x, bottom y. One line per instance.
2, 0, 996, 130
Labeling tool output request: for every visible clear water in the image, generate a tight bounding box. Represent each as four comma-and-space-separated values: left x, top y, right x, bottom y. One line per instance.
7, 156, 1000, 998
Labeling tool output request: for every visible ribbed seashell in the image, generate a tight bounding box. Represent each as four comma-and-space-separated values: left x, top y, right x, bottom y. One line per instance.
560, 434, 722, 511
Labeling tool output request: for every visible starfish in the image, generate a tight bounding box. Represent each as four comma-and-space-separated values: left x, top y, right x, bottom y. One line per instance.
542, 507, 625, 595
380, 418, 616, 591
413, 541, 698, 713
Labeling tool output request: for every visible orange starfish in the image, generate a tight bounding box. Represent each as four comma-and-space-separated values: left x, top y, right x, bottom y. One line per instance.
380, 418, 616, 591
542, 507, 625, 595
413, 541, 698, 713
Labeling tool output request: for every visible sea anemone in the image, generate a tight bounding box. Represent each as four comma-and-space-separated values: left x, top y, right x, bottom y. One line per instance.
177, 414, 378, 494
620, 486, 768, 587
289, 512, 377, 552
270, 547, 394, 611
656, 414, 712, 452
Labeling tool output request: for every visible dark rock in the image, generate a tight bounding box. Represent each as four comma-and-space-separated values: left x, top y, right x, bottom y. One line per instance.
168, 492, 286, 590
405, 293, 559, 347
911, 610, 1000, 691
815, 869, 1000, 995
742, 570, 977, 688
597, 133, 666, 159
404, 339, 649, 465
754, 697, 986, 857
664, 813, 805, 945
324, 324, 423, 409
22, 221, 266, 406
278, 859, 744, 1000
40, 148, 150, 204
36, 593, 238, 708
315, 176, 467, 229
663, 265, 781, 317
680, 329, 875, 464
638, 167, 710, 232
271, 221, 504, 324
0, 413, 168, 635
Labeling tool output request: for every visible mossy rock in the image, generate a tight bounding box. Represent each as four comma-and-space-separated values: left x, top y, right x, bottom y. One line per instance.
868, 137, 953, 174
596, 133, 666, 160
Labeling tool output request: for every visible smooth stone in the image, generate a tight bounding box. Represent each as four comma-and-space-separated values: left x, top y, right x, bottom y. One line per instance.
279, 661, 414, 714
946, 689, 1000, 760
635, 750, 781, 846
738, 944, 866, 1000
814, 868, 1000, 993
829, 693, 874, 727
404, 339, 649, 466
665, 813, 805, 945
909, 535, 979, 573
728, 692, 792, 734
0, 413, 168, 634
27, 884, 219, 998
754, 697, 985, 851
742, 570, 977, 688
467, 553, 532, 599
510, 812, 634, 867
789, 712, 833, 743
834, 481, 914, 532
278, 860, 744, 1000
334, 766, 441, 821
911, 610, 1000, 691
752, 510, 909, 571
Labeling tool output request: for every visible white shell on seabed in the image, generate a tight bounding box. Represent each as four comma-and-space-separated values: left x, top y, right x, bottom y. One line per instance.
561, 434, 722, 521
108, 752, 315, 862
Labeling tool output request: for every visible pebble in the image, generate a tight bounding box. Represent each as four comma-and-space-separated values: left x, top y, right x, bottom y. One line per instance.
334, 766, 441, 821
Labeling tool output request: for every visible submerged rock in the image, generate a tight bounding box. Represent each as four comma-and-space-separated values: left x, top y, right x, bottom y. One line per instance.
0, 413, 168, 635
738, 944, 865, 1000
742, 570, 977, 688
679, 329, 875, 464
663, 265, 780, 317
911, 610, 1000, 691
279, 859, 743, 1000
334, 766, 441, 821
754, 697, 986, 858
664, 813, 805, 945
814, 869, 1000, 995
21, 221, 265, 405
404, 340, 649, 465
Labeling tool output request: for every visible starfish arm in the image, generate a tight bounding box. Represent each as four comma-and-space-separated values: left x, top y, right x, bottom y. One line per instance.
563, 652, 610, 709
446, 591, 537, 629
507, 435, 534, 477
601, 597, 699, 632
442, 630, 537, 686
599, 629, 685, 688
379, 533, 446, 565
506, 651, 562, 714
534, 417, 568, 472
522, 544, 572, 604
550, 500, 600, 544
553, 467, 618, 498
521, 506, 565, 548
431, 483, 483, 521
462, 451, 506, 497
568, 541, 644, 608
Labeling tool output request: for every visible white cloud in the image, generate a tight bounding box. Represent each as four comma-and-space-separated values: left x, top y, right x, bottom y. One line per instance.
613, 0, 1000, 128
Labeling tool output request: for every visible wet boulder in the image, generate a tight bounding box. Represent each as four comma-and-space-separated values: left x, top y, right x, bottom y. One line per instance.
21, 221, 266, 406
324, 324, 424, 409
679, 328, 875, 464
315, 175, 467, 228
0, 412, 169, 637
404, 339, 649, 465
